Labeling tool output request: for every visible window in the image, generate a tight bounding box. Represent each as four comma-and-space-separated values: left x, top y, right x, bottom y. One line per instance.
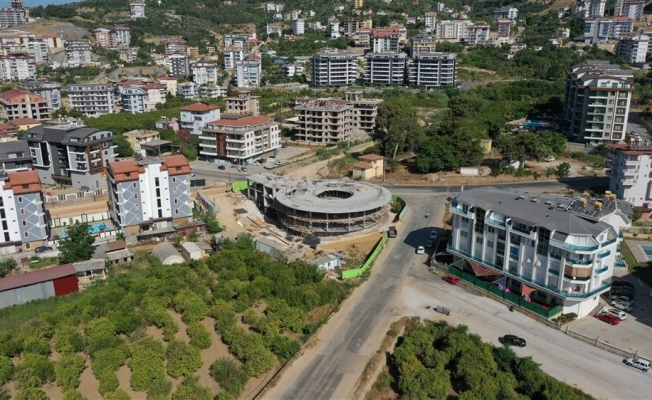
487, 226, 495, 233
172, 177, 176, 183
460, 231, 468, 238
134, 194, 138, 199
487, 240, 494, 248
509, 246, 519, 259
22, 220, 26, 226
174, 199, 178, 204
17, 196, 22, 203
476, 237, 483, 244
132, 182, 136, 188
19, 208, 24, 215
24, 232, 28, 238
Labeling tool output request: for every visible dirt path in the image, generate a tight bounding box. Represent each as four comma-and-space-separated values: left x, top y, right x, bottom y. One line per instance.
77, 356, 101, 400
168, 309, 190, 342
282, 141, 376, 180
116, 364, 147, 400
194, 317, 234, 396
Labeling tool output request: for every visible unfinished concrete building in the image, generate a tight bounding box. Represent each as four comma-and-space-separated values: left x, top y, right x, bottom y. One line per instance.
247, 173, 392, 238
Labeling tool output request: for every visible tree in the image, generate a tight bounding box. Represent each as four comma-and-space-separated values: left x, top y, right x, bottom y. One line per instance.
0, 356, 12, 385
13, 388, 49, 400
209, 358, 248, 398
128, 338, 166, 392
172, 290, 209, 324
58, 222, 96, 264
0, 258, 16, 278
555, 162, 571, 178
186, 323, 211, 349
62, 390, 87, 400
53, 326, 85, 355
114, 136, 134, 157
165, 341, 202, 379
54, 354, 87, 391
103, 389, 131, 400
171, 376, 212, 400
16, 354, 55, 385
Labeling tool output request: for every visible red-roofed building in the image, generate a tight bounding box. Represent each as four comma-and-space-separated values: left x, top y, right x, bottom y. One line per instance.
0, 88, 49, 121
200, 114, 280, 164
0, 264, 78, 309
107, 155, 193, 234
353, 154, 384, 180
180, 102, 221, 135
0, 169, 48, 253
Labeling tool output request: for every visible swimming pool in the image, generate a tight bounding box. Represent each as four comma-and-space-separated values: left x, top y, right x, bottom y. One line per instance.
61, 222, 108, 238
641, 245, 652, 260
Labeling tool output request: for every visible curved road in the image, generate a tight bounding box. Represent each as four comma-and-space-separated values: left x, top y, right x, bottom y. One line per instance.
262, 186, 651, 400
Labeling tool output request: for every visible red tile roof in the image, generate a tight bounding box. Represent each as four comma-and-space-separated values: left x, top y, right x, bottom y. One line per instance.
161, 155, 191, 176
352, 162, 373, 169
179, 102, 220, 112
105, 240, 126, 252
206, 115, 273, 127
0, 123, 17, 134
108, 160, 143, 182
0, 89, 47, 105
12, 117, 40, 125
0, 264, 77, 292
3, 170, 41, 194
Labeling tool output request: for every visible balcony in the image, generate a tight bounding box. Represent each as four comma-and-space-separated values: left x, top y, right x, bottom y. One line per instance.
447, 246, 611, 299
601, 238, 617, 248
551, 239, 599, 252
565, 257, 593, 266
486, 218, 505, 227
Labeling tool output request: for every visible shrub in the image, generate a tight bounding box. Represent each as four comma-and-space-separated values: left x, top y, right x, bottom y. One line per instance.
129, 338, 166, 392
243, 345, 277, 377
209, 358, 248, 397
165, 341, 202, 379
62, 390, 87, 400
172, 290, 209, 324
54, 354, 87, 391
171, 376, 212, 400
104, 388, 131, 400
97, 371, 119, 396
22, 336, 51, 356
146, 377, 172, 399
267, 335, 300, 360
53, 326, 85, 355
0, 356, 13, 385
187, 322, 211, 349
16, 354, 55, 385
13, 388, 49, 400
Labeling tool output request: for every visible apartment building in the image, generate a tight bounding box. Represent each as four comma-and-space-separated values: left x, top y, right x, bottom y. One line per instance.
436, 20, 472, 40
94, 26, 131, 49
425, 12, 437, 30
0, 169, 48, 254
494, 7, 518, 20
584, 17, 634, 44
130, 1, 146, 18
330, 21, 340, 39
353, 29, 373, 48
223, 47, 244, 70
468, 23, 491, 46
292, 19, 305, 35
497, 19, 512, 39
25, 122, 117, 188
585, 0, 606, 17
607, 143, 652, 206
191, 61, 219, 85
364, 52, 407, 86
119, 86, 146, 114
372, 30, 400, 53
448, 187, 631, 318
26, 38, 48, 63
223, 33, 250, 52
0, 54, 35, 81
563, 61, 633, 144
311, 49, 358, 87
199, 85, 223, 100
199, 115, 280, 164
0, 140, 32, 172
166, 53, 190, 78
235, 59, 262, 88
141, 82, 166, 111
346, 91, 382, 135
165, 39, 185, 55
621, 0, 645, 20
0, 88, 49, 121
0, 0, 26, 28
617, 33, 649, 64
67, 83, 115, 117
410, 34, 438, 54
179, 102, 220, 135
408, 52, 457, 89
107, 155, 192, 235
225, 90, 260, 116
123, 129, 160, 153
177, 82, 196, 100
65, 40, 92, 68
266, 23, 283, 36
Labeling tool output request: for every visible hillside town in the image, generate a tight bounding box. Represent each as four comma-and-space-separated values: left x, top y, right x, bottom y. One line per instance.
0, 0, 652, 398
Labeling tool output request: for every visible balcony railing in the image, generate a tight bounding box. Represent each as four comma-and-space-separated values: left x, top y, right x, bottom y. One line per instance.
487, 218, 505, 227
601, 238, 617, 248
562, 242, 599, 251
447, 246, 611, 299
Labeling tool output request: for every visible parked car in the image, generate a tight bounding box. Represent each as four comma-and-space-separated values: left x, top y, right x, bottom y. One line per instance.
429, 230, 438, 240
611, 300, 633, 312
34, 246, 53, 254
443, 275, 460, 285
613, 280, 635, 289
499, 335, 526, 347
605, 308, 627, 320
544, 156, 556, 162
611, 288, 634, 297
623, 358, 651, 372
416, 246, 425, 255
596, 313, 620, 325
426, 240, 434, 248
218, 165, 226, 170
612, 286, 634, 293
611, 295, 634, 303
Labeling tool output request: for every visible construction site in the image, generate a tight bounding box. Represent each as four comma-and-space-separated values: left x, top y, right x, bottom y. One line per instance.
247, 173, 393, 238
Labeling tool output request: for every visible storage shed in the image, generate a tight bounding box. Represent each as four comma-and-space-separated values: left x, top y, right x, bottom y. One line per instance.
181, 242, 206, 260
153, 242, 185, 265
0, 264, 79, 309
310, 255, 340, 271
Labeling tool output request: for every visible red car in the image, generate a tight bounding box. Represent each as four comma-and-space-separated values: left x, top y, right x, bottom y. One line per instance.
443, 275, 461, 285
596, 313, 620, 325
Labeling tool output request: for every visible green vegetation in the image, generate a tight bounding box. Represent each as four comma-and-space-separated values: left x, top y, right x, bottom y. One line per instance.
0, 237, 352, 398
494, 132, 567, 162
263, 35, 352, 58
58, 222, 96, 264
0, 258, 16, 278
373, 319, 592, 400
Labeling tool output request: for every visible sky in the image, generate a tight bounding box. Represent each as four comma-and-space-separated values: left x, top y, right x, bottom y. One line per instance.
23, 0, 83, 6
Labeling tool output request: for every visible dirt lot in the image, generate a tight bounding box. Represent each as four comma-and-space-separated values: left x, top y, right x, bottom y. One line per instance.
0, 20, 90, 40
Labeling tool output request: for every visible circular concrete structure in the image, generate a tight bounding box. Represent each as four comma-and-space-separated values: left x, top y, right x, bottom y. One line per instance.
273, 179, 392, 237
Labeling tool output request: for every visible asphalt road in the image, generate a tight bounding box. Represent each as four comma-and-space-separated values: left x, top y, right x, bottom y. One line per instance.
263, 189, 651, 400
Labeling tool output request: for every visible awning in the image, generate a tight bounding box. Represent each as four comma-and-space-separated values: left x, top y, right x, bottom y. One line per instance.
469, 261, 497, 277
521, 283, 537, 296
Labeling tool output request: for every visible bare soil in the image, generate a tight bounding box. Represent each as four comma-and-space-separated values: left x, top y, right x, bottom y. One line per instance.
168, 309, 190, 342
318, 232, 383, 260
77, 355, 101, 400
145, 325, 165, 342
0, 20, 90, 40
42, 382, 64, 399
116, 364, 147, 400
194, 317, 234, 396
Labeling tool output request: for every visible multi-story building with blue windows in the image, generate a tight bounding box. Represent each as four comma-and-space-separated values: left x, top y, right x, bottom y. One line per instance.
447, 187, 632, 317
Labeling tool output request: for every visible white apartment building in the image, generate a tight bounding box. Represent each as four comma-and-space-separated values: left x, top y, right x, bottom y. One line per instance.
364, 52, 407, 86
179, 102, 220, 135
311, 49, 358, 87
411, 34, 438, 54
621, 0, 645, 21
563, 61, 633, 144
141, 82, 166, 111
494, 7, 518, 20
199, 115, 280, 164
119, 86, 146, 114
292, 18, 305, 35
0, 169, 48, 254
191, 61, 219, 85
67, 83, 116, 117
65, 40, 92, 68
177, 82, 197, 100
0, 54, 35, 81
223, 47, 244, 70
468, 23, 491, 46
617, 33, 649, 64
408, 52, 457, 89
107, 155, 192, 235
448, 187, 632, 318
223, 34, 250, 52
26, 38, 48, 63
584, 17, 634, 44
425, 12, 437, 30
330, 21, 340, 39
607, 143, 652, 206
372, 31, 400, 53
436, 20, 472, 40
235, 59, 262, 88
585, 0, 606, 18
130, 1, 145, 18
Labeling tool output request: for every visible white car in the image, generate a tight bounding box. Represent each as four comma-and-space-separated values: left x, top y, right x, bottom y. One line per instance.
429, 230, 438, 240
605, 308, 627, 320
624, 357, 651, 372
544, 156, 556, 162
612, 300, 633, 312
416, 246, 425, 254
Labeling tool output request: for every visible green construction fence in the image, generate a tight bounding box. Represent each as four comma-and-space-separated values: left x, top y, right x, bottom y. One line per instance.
341, 233, 389, 279
392, 195, 408, 221
447, 266, 563, 319
231, 180, 249, 192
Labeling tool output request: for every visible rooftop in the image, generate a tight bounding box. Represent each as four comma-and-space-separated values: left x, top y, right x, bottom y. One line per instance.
0, 88, 47, 105
3, 170, 41, 194
179, 102, 220, 113
0, 264, 76, 292
206, 115, 274, 127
